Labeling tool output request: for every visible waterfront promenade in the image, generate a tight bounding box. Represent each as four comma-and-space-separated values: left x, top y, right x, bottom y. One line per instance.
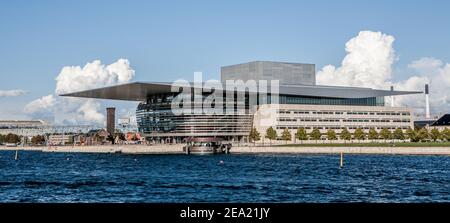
1, 144, 449, 155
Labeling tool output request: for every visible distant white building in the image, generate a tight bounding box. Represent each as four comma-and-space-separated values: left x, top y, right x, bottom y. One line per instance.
48, 134, 74, 145
117, 116, 138, 133
0, 120, 99, 136
0, 120, 46, 136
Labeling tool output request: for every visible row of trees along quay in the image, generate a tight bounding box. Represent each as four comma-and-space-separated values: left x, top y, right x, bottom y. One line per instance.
248, 127, 450, 145
0, 131, 140, 146
0, 134, 45, 145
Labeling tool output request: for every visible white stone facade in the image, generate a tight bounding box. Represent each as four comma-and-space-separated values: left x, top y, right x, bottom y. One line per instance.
253, 104, 414, 140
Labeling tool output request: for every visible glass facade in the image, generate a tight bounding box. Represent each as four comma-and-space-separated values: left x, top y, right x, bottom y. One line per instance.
221, 61, 316, 86
136, 93, 253, 140
278, 95, 385, 106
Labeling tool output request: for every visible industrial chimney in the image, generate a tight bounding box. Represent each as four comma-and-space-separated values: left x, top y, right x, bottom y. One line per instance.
106, 107, 116, 137
390, 86, 395, 107
425, 84, 430, 119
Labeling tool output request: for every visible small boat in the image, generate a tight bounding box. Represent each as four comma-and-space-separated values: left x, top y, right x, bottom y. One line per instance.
183, 137, 231, 155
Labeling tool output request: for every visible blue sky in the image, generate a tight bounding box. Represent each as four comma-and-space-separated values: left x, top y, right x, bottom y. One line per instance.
1, 0, 450, 120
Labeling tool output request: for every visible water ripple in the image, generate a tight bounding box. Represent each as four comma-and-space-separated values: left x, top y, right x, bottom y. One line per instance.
0, 151, 449, 202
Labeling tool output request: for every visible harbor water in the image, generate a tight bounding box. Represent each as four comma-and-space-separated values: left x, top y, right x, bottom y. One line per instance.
0, 151, 448, 202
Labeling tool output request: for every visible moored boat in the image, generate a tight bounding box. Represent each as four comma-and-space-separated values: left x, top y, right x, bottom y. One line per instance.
183, 137, 231, 155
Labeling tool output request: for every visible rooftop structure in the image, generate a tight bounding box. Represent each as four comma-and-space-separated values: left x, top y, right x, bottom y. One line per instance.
61, 82, 419, 102
221, 61, 316, 86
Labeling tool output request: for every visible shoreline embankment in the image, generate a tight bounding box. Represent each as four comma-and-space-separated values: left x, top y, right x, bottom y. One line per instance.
0, 145, 184, 154
1, 145, 450, 155
232, 146, 450, 155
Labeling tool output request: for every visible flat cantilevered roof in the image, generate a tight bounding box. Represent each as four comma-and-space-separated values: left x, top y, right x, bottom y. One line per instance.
431, 114, 450, 126
60, 82, 422, 101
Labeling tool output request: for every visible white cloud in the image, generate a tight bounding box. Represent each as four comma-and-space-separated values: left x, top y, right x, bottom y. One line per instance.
408, 57, 443, 75
317, 31, 396, 89
77, 99, 104, 124
0, 89, 27, 97
23, 94, 56, 123
397, 58, 450, 116
24, 94, 55, 114
317, 30, 450, 117
25, 59, 135, 124
55, 59, 134, 94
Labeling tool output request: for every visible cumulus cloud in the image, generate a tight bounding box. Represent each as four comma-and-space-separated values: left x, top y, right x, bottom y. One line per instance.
397, 58, 450, 116
55, 59, 134, 94
25, 59, 135, 124
317, 30, 450, 117
408, 57, 443, 74
317, 31, 396, 89
0, 89, 27, 97
77, 99, 105, 124
24, 94, 56, 123
24, 94, 55, 114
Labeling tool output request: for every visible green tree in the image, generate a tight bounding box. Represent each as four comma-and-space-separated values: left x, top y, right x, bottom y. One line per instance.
406, 127, 418, 142
31, 135, 46, 146
326, 129, 337, 141
368, 128, 379, 141
295, 128, 308, 142
430, 128, 441, 142
265, 127, 278, 145
281, 128, 292, 143
107, 135, 115, 144
249, 127, 261, 144
393, 128, 405, 140
379, 128, 392, 141
430, 128, 442, 142
114, 130, 126, 142
310, 128, 322, 142
0, 134, 4, 144
5, 133, 20, 144
340, 128, 351, 142
354, 128, 365, 141
441, 128, 450, 142
416, 128, 429, 142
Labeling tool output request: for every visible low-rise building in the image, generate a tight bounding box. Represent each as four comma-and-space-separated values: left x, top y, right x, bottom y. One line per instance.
253, 104, 413, 141
75, 129, 110, 146
48, 134, 74, 146
428, 114, 450, 131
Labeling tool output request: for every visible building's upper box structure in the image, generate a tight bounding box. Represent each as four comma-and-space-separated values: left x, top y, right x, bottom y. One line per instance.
221, 61, 316, 86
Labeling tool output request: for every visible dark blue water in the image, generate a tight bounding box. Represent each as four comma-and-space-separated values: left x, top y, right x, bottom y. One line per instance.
0, 151, 448, 202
